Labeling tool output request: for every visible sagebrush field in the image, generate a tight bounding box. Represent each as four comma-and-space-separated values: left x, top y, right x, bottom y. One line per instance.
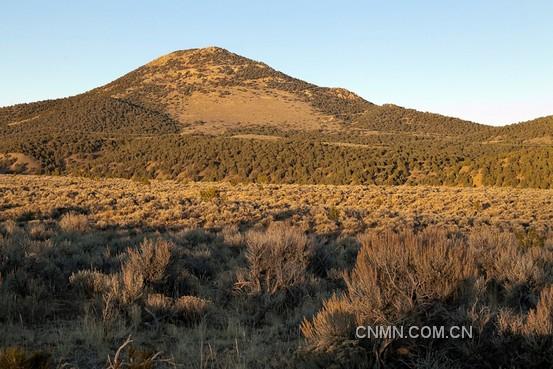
1, 174, 553, 368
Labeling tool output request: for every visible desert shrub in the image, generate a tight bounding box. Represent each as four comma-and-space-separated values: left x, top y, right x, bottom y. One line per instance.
350, 229, 476, 323
69, 239, 173, 322
235, 222, 314, 307
220, 224, 243, 247
144, 293, 209, 324
1, 220, 19, 237
302, 229, 477, 344
300, 228, 553, 368
124, 239, 172, 286
326, 207, 340, 223
515, 227, 546, 248
300, 294, 355, 347
162, 266, 198, 298
0, 347, 53, 369
500, 285, 553, 336
199, 187, 219, 202
58, 212, 89, 233
112, 239, 173, 309
144, 293, 173, 317
69, 269, 112, 297
106, 336, 174, 369
309, 236, 360, 280
526, 285, 553, 335
120, 263, 145, 305
131, 175, 151, 186
179, 228, 214, 245
468, 229, 547, 309
172, 295, 210, 324
26, 222, 50, 240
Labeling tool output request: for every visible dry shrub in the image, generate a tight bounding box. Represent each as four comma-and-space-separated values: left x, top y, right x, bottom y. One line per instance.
527, 285, 553, 335
58, 212, 89, 233
300, 228, 553, 368
500, 285, 553, 336
300, 294, 355, 347
302, 229, 477, 345
70, 239, 173, 321
515, 227, 546, 248
199, 187, 219, 202
2, 220, 19, 236
106, 336, 173, 369
145, 293, 209, 324
327, 206, 340, 223
27, 222, 49, 240
68, 238, 211, 327
0, 347, 53, 369
235, 222, 313, 298
120, 264, 145, 305
173, 295, 210, 323
221, 224, 243, 247
468, 229, 546, 308
69, 270, 112, 296
350, 229, 476, 323
115, 239, 172, 308
145, 293, 173, 316
125, 239, 172, 286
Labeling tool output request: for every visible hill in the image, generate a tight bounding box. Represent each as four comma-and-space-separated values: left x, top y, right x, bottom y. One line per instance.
0, 46, 552, 187
353, 103, 492, 136
95, 46, 373, 133
493, 115, 553, 144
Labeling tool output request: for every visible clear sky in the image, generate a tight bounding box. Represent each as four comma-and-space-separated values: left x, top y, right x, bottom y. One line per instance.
1, 0, 552, 125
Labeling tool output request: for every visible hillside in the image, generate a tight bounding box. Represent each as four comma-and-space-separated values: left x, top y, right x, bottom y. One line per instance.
0, 47, 484, 136
353, 103, 493, 136
0, 47, 552, 187
95, 46, 373, 133
494, 115, 553, 144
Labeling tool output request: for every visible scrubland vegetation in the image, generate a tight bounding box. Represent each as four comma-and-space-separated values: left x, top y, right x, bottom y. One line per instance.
3, 47, 553, 189
2, 46, 553, 368
4, 129, 553, 188
1, 174, 553, 368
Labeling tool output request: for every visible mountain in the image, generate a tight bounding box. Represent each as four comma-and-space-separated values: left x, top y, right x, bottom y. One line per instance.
0, 47, 484, 136
0, 47, 552, 187
94, 46, 373, 133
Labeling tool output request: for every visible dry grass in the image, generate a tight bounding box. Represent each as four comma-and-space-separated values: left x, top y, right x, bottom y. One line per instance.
0, 347, 53, 369
1, 174, 553, 368
59, 212, 89, 233
300, 228, 553, 368
177, 87, 337, 134
2, 175, 553, 234
0, 153, 41, 174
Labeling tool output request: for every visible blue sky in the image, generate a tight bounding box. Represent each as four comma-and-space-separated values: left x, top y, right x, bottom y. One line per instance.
1, 1, 552, 125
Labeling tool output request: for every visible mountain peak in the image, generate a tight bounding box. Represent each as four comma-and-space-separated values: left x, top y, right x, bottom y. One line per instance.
165, 46, 235, 59
146, 46, 253, 68
97, 47, 372, 131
